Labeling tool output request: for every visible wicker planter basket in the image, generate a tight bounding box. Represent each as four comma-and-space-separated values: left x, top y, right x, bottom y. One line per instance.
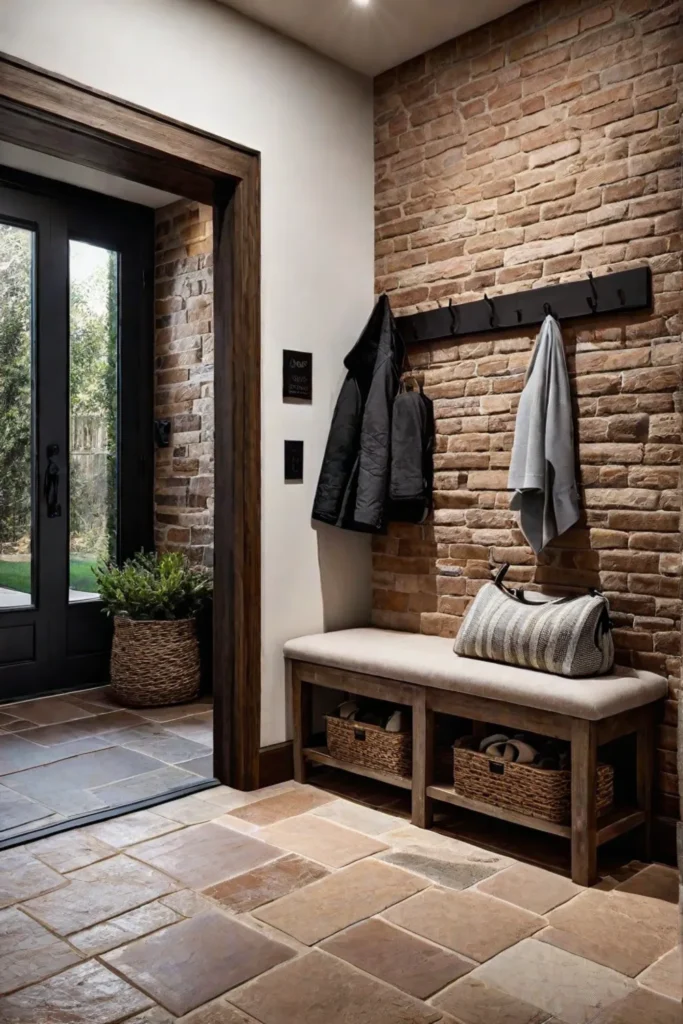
453, 747, 614, 825
110, 617, 200, 708
326, 715, 412, 778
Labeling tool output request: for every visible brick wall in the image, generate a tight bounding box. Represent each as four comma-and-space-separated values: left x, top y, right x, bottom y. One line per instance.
373, 0, 682, 826
154, 200, 214, 569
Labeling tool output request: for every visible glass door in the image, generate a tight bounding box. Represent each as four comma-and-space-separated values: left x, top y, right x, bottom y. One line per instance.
0, 173, 153, 700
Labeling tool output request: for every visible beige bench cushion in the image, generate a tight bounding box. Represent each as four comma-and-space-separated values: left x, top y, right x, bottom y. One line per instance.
284, 627, 667, 722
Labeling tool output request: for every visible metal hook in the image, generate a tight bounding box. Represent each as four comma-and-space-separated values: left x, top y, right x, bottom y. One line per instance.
483, 293, 496, 328
515, 309, 523, 323
617, 288, 625, 307
448, 297, 458, 337
586, 271, 598, 313
543, 302, 552, 317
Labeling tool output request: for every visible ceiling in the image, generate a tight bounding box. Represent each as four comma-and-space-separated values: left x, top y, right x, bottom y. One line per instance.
0, 142, 181, 208
221, 0, 527, 76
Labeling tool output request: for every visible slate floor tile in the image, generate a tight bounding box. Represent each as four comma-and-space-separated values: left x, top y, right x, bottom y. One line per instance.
129, 822, 283, 888
0, 907, 81, 995
69, 900, 182, 955
178, 753, 215, 776
229, 949, 441, 1024
321, 917, 473, 998
132, 700, 213, 724
0, 786, 55, 832
2, 696, 95, 726
638, 947, 683, 1001
384, 887, 545, 962
92, 765, 198, 805
204, 853, 329, 913
17, 710, 145, 745
229, 787, 335, 826
163, 712, 213, 745
477, 863, 583, 914
86, 809, 183, 848
0, 734, 65, 775
160, 889, 216, 918
259, 815, 388, 868
0, 959, 153, 1023
542, 888, 679, 977
252, 858, 428, 945
111, 723, 211, 764
473, 938, 635, 1024
28, 829, 116, 872
22, 853, 178, 935
0, 848, 66, 909
104, 910, 296, 1017
432, 975, 551, 1024
590, 986, 683, 1024
178, 1000, 260, 1023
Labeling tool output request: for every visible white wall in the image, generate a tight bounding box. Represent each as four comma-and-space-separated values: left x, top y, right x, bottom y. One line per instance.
2, 0, 375, 748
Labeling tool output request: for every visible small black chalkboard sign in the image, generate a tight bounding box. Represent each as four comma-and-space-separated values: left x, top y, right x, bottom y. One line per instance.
283, 350, 312, 401
284, 440, 304, 482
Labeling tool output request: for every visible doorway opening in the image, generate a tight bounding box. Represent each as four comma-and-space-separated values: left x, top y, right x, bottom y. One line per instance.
0, 159, 217, 843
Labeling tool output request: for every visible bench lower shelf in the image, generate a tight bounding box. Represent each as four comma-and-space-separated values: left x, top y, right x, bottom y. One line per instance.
302, 746, 412, 790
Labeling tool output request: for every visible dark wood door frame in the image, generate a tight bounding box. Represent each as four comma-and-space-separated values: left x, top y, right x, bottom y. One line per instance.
0, 53, 262, 790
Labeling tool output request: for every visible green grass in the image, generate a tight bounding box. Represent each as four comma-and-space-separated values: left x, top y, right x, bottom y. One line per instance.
0, 557, 99, 594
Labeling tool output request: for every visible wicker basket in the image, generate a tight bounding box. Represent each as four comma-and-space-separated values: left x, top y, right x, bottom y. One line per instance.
110, 617, 201, 708
453, 747, 614, 825
326, 715, 412, 778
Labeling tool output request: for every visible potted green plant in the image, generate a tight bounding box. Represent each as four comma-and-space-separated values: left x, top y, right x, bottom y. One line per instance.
95, 551, 212, 708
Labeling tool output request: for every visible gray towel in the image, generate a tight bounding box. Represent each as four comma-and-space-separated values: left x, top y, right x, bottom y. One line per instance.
508, 315, 579, 554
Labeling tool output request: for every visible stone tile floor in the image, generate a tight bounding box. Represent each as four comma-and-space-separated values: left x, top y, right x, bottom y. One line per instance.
0, 688, 214, 840
0, 776, 680, 1024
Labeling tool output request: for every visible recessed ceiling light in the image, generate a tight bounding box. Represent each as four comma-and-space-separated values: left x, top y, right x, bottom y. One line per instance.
352, 0, 371, 7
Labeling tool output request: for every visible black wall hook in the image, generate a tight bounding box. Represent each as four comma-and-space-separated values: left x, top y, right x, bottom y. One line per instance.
586, 271, 598, 313
448, 297, 458, 336
483, 293, 496, 328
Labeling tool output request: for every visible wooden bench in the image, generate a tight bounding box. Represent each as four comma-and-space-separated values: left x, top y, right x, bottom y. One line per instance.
285, 627, 668, 886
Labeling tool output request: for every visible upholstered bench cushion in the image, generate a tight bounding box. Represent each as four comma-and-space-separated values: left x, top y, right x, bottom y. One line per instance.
284, 627, 667, 721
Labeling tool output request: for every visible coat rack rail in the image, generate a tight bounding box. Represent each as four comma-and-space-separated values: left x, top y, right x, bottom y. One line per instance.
394, 267, 651, 345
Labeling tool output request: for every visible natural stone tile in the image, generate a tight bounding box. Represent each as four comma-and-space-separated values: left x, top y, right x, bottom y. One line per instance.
0, 848, 66, 909
311, 799, 405, 836
69, 900, 181, 955
543, 889, 678, 977
0, 960, 153, 1023
194, 785, 282, 811
0, 719, 34, 733
28, 830, 116, 872
22, 853, 178, 935
321, 917, 473, 998
252, 858, 428, 945
260, 816, 387, 868
0, 812, 65, 841
129, 822, 283, 888
473, 939, 635, 1024
132, 701, 212, 723
2, 697, 94, 726
160, 889, 216, 918
212, 814, 261, 835
0, 907, 81, 995
178, 753, 214, 775
163, 712, 213, 745
179, 1001, 259, 1023
432, 975, 550, 1024
477, 863, 583, 914
92, 765, 198, 805
204, 853, 329, 913
0, 713, 27, 729
615, 864, 679, 904
591, 987, 683, 1023
0, 786, 55, 832
17, 710, 144, 745
154, 792, 241, 824
0, 734, 65, 775
384, 887, 544, 962
230, 949, 441, 1024
110, 723, 211, 764
638, 947, 683, 1001
229, 787, 335, 826
379, 850, 499, 890
85, 809, 183, 848
104, 911, 296, 1017
383, 824, 512, 868
3, 747, 165, 813
124, 1008, 176, 1024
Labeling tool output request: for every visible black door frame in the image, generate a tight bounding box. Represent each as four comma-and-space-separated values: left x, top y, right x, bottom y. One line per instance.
0, 52, 262, 790
0, 168, 155, 700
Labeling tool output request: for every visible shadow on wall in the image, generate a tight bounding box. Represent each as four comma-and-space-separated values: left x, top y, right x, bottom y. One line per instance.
316, 522, 373, 632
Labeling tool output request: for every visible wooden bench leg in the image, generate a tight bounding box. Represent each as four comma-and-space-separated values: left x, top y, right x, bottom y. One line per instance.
571, 719, 598, 887
636, 707, 654, 862
412, 689, 434, 829
291, 662, 311, 784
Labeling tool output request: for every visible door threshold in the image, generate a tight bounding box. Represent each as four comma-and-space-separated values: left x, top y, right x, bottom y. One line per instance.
0, 777, 220, 851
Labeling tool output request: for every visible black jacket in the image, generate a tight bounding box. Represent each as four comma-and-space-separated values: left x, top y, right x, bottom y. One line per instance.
389, 388, 434, 524
312, 295, 404, 533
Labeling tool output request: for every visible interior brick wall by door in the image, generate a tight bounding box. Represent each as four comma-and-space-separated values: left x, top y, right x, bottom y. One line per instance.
154, 200, 214, 569
373, 0, 682, 828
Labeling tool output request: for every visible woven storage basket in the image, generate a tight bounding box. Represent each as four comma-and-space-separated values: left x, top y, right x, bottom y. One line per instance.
326, 715, 412, 778
110, 617, 200, 708
453, 747, 614, 825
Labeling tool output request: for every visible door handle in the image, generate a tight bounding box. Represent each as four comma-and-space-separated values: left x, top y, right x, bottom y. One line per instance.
44, 444, 62, 518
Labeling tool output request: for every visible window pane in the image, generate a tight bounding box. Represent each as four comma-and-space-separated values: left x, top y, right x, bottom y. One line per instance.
0, 223, 34, 611
69, 240, 118, 602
